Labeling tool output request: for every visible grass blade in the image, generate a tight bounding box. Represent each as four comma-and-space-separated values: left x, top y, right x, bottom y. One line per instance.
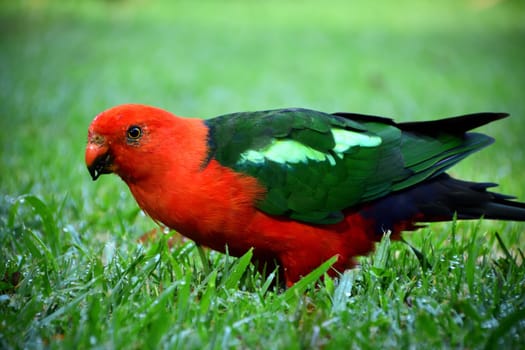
281, 256, 338, 305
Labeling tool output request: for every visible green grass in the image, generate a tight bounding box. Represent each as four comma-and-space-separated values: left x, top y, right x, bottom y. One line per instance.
1, 0, 525, 348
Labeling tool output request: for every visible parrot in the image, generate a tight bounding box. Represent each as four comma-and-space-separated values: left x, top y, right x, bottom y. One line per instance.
85, 104, 525, 286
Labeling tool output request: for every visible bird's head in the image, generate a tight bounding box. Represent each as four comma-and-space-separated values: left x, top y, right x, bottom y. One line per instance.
86, 104, 205, 183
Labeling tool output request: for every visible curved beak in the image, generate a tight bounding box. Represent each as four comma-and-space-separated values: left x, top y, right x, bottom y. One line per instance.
85, 142, 113, 181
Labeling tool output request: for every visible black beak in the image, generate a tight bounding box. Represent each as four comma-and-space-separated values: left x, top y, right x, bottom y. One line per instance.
88, 152, 113, 181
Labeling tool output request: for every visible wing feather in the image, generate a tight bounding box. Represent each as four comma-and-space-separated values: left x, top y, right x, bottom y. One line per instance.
205, 109, 500, 224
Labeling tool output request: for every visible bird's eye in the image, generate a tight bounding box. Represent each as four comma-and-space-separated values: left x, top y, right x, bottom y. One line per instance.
127, 125, 142, 140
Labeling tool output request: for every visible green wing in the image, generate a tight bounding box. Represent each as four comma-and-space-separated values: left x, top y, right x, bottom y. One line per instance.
204, 108, 502, 224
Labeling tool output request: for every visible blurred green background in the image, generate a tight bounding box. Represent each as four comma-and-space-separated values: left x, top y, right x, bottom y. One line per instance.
1, 0, 524, 210
2, 0, 525, 203
1, 0, 525, 348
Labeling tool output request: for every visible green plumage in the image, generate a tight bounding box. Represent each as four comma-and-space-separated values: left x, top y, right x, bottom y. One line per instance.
205, 108, 506, 224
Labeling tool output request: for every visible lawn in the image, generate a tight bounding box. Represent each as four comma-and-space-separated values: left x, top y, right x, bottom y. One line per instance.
1, 0, 525, 348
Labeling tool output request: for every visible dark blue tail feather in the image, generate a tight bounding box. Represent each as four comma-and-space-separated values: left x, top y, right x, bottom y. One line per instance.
360, 174, 525, 238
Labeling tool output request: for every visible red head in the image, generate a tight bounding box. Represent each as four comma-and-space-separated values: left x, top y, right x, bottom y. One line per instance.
85, 104, 208, 184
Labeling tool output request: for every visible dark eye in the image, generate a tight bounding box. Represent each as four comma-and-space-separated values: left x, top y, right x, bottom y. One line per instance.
127, 125, 142, 140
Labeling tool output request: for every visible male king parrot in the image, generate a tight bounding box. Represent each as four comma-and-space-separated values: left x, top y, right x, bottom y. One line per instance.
86, 104, 525, 286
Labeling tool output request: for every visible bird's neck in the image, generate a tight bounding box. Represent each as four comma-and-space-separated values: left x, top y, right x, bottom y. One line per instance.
121, 117, 265, 247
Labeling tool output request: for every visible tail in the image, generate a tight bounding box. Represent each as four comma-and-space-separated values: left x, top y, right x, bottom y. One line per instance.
360, 174, 525, 237
333, 111, 510, 136
397, 112, 509, 135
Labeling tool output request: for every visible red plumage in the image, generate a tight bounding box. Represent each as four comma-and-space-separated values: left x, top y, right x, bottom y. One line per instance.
86, 104, 525, 286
